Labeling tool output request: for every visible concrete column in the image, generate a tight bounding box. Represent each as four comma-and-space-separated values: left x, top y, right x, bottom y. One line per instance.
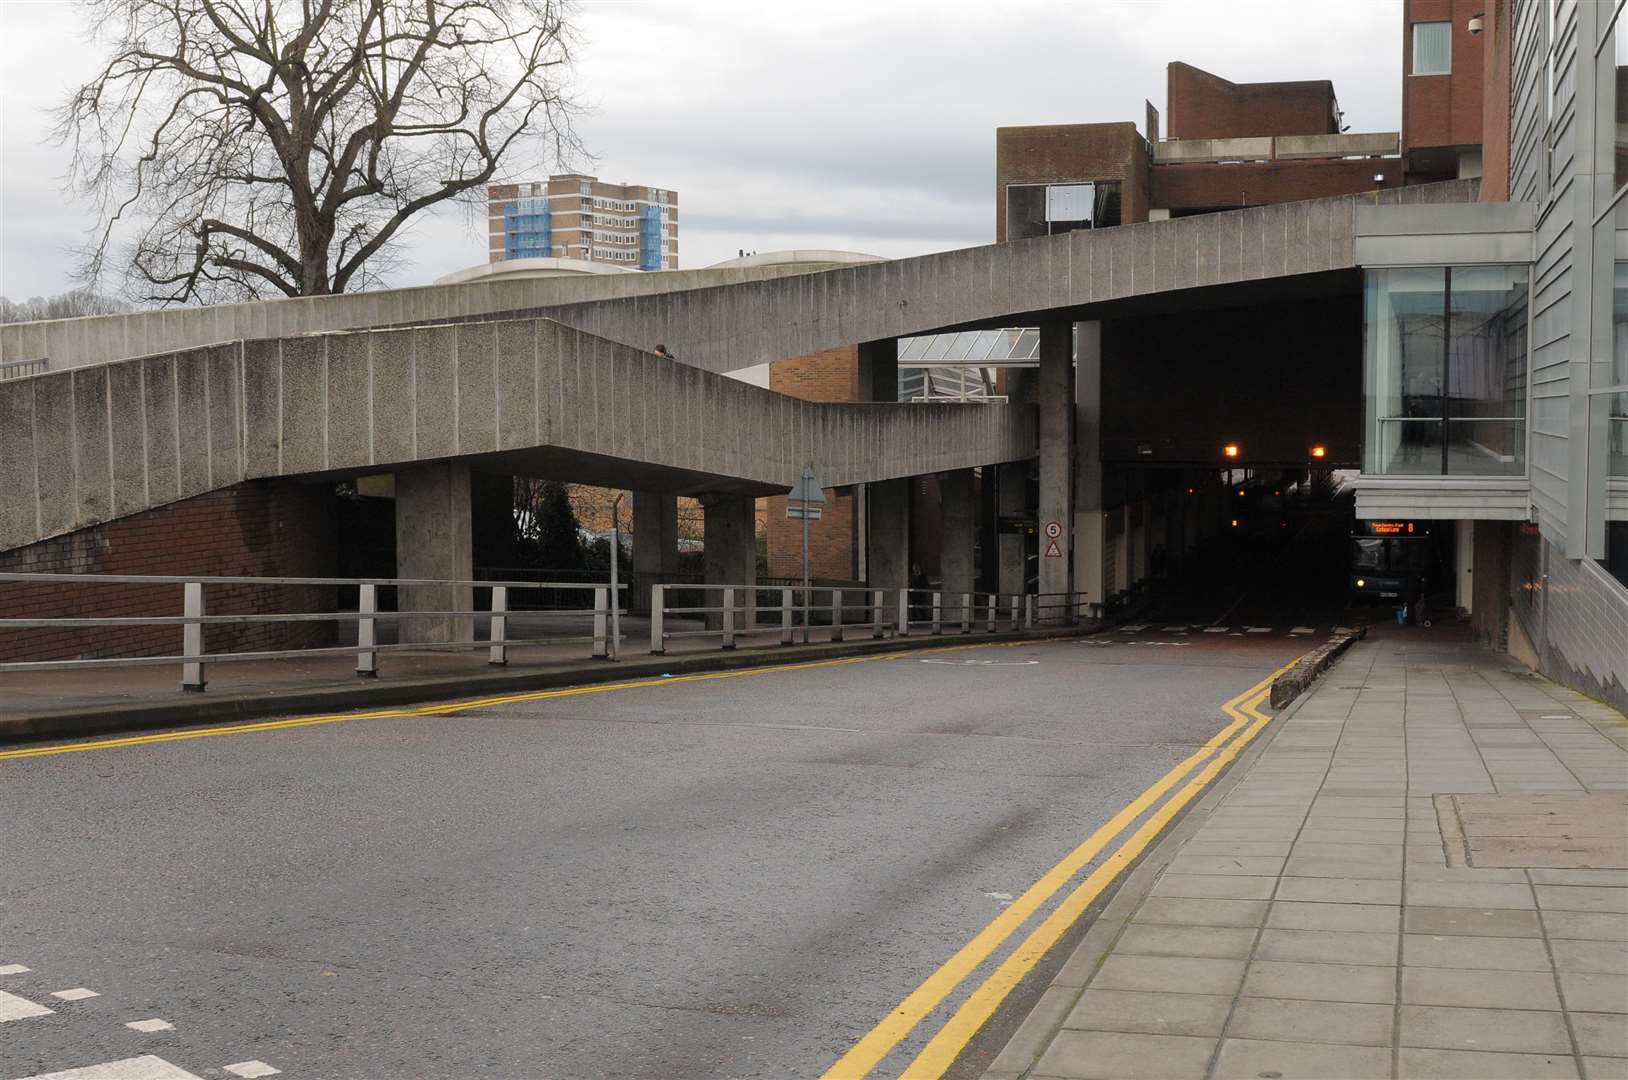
1073, 322, 1104, 609
1455, 519, 1474, 614
866, 478, 910, 592
996, 462, 1028, 596
702, 494, 756, 630
1037, 320, 1074, 609
939, 469, 976, 625
858, 338, 899, 402
395, 460, 474, 644
632, 491, 680, 616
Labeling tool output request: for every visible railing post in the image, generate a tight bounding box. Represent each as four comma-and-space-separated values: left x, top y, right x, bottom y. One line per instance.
898, 589, 910, 637
650, 584, 666, 655
986, 594, 996, 634
1011, 594, 1021, 631
722, 587, 736, 649
931, 591, 942, 635
488, 585, 508, 666
872, 589, 885, 639
181, 581, 207, 692
830, 588, 844, 643
781, 587, 794, 645
1025, 594, 1036, 628
356, 583, 378, 678
962, 592, 973, 634
593, 587, 608, 658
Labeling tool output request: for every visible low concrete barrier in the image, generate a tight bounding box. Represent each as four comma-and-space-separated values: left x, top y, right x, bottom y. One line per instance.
1269, 627, 1367, 708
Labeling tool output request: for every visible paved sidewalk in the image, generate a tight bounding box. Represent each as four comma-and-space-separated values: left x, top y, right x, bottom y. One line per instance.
987, 629, 1628, 1080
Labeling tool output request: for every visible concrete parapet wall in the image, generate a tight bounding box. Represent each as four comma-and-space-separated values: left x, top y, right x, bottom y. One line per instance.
537, 182, 1482, 376
0, 318, 1038, 553
0, 261, 829, 372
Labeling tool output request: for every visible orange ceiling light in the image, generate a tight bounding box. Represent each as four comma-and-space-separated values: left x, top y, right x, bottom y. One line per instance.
1310, 444, 1327, 459
1223, 443, 1240, 458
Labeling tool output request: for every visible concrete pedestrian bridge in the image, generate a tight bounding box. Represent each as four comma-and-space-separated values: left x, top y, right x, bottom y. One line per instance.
0, 180, 1486, 647
0, 318, 1036, 553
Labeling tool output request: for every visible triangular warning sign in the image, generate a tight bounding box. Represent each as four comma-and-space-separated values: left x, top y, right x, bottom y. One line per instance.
1044, 539, 1062, 558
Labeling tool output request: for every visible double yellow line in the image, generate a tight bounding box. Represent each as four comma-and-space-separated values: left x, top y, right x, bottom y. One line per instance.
822, 654, 1300, 1080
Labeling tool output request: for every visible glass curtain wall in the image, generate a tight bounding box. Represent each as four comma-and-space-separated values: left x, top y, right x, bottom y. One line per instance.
1364, 266, 1529, 475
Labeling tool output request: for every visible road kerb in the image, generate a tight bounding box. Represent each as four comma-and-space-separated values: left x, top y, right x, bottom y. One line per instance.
961, 666, 1318, 1080
901, 677, 1285, 1078
821, 657, 1301, 1080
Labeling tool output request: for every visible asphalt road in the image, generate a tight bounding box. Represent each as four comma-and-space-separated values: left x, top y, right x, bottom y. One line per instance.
0, 630, 1311, 1080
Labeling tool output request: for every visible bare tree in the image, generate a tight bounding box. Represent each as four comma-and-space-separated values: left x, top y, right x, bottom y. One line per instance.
0, 289, 132, 323
56, 0, 581, 304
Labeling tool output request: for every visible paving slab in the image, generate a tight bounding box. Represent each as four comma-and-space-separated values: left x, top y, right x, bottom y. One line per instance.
979, 633, 1628, 1080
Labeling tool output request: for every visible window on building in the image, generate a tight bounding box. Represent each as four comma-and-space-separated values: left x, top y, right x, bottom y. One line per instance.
1412, 22, 1451, 75
1005, 182, 1120, 240
1364, 266, 1528, 476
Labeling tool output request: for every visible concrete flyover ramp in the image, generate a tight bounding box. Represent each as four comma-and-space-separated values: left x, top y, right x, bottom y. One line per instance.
530, 181, 1481, 375
0, 257, 856, 374
0, 318, 1037, 552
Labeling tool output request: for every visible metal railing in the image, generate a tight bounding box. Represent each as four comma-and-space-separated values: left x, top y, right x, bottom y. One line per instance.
1034, 592, 1102, 623
0, 572, 624, 691
649, 585, 1037, 653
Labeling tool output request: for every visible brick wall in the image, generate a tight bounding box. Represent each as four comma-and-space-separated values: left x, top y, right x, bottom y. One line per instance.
1402, 0, 1485, 156
1151, 159, 1401, 212
765, 346, 860, 579
1166, 63, 1337, 140
1479, 0, 1513, 202
995, 123, 1151, 237
0, 480, 338, 663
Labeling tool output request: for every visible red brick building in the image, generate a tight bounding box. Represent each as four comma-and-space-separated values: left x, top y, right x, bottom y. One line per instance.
996, 61, 1416, 239
1401, 0, 1488, 183
763, 347, 862, 580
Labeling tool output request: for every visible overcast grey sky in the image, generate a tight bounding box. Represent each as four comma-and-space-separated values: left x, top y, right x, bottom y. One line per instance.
0, 0, 1403, 301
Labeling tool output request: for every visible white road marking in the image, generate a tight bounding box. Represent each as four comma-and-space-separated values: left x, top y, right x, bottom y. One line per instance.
1119, 624, 1148, 631
50, 987, 99, 1001
1334, 625, 1355, 634
919, 658, 1040, 666
0, 989, 54, 1022
1203, 627, 1228, 633
125, 1018, 175, 1033
224, 1063, 281, 1079
0, 964, 32, 975
1081, 640, 1191, 647
1160, 625, 1189, 632
18, 1056, 204, 1080
1245, 627, 1271, 633
1289, 626, 1315, 636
